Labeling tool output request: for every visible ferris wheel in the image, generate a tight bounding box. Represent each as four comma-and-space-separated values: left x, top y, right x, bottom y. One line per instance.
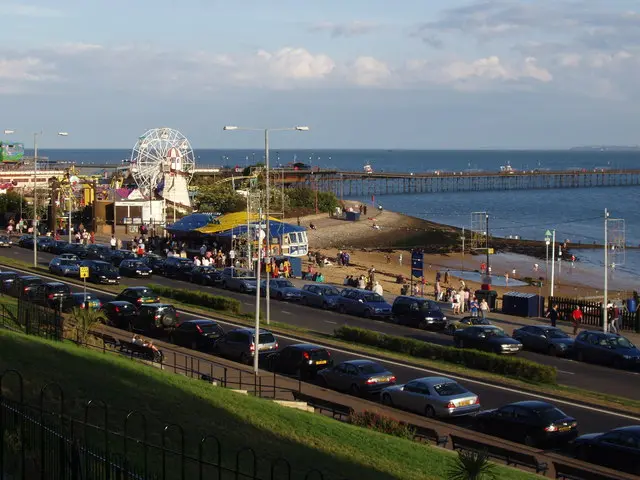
130, 127, 195, 194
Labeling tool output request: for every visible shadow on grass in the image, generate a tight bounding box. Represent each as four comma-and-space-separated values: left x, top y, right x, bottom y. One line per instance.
0, 330, 455, 480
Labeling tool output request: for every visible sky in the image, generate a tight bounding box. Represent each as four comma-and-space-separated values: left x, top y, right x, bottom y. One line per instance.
1, 0, 639, 149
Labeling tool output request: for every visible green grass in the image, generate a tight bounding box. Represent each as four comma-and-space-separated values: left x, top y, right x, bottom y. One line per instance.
0, 329, 540, 480
3, 255, 640, 415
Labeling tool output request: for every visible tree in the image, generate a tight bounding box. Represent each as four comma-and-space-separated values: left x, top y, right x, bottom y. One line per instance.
447, 450, 497, 480
0, 190, 26, 217
70, 307, 107, 345
194, 183, 246, 214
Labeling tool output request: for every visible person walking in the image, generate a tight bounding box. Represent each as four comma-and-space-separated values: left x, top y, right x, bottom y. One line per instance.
546, 304, 559, 327
470, 296, 479, 317
110, 235, 117, 250
479, 298, 489, 319
444, 270, 450, 285
608, 302, 620, 334
571, 306, 583, 335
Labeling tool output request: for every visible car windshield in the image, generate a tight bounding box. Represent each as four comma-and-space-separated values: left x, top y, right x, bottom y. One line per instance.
258, 333, 276, 344
357, 363, 386, 375
49, 285, 70, 294
607, 336, 635, 349
93, 264, 111, 272
59, 260, 77, 266
485, 327, 507, 337
321, 287, 340, 296
136, 289, 155, 296
363, 293, 384, 303
131, 262, 145, 268
536, 407, 568, 423
543, 328, 569, 339
276, 280, 293, 288
309, 349, 329, 359
235, 270, 253, 278
421, 302, 440, 311
433, 382, 466, 396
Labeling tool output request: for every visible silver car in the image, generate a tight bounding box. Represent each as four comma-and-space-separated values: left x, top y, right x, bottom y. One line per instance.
381, 376, 480, 418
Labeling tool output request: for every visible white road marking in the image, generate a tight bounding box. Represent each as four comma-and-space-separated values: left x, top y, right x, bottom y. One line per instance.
557, 370, 575, 375
281, 311, 292, 315
5, 263, 640, 422
324, 320, 337, 324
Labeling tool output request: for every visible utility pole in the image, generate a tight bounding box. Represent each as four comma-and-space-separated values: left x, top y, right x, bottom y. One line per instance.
461, 227, 465, 271
603, 208, 609, 333
264, 129, 271, 326
253, 207, 263, 375
485, 215, 490, 275
550, 230, 556, 297
33, 132, 39, 268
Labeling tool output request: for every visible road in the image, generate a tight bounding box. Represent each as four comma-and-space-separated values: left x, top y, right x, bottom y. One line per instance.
2, 245, 640, 438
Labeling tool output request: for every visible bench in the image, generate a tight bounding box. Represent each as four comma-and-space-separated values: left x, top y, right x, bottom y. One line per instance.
553, 462, 623, 480
450, 435, 548, 475
104, 337, 164, 363
293, 391, 351, 420
413, 425, 448, 448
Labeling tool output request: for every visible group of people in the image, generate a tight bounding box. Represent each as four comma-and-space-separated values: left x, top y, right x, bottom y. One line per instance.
547, 302, 623, 335
343, 272, 384, 296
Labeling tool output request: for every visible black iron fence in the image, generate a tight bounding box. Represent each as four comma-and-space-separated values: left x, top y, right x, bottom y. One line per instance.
0, 369, 339, 480
549, 296, 640, 333
0, 298, 64, 340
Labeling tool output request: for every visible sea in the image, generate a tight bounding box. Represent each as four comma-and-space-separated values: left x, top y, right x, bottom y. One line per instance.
31, 148, 640, 288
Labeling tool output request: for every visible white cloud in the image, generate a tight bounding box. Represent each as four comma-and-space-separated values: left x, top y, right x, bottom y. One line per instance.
255, 48, 335, 81
349, 56, 391, 86
308, 21, 380, 38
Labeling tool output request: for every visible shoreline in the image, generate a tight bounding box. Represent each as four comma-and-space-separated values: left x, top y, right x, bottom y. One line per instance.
291, 204, 636, 299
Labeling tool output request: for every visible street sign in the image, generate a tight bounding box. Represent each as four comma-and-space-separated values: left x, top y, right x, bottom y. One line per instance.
79, 266, 89, 279
411, 249, 424, 278
488, 248, 495, 254
545, 230, 552, 237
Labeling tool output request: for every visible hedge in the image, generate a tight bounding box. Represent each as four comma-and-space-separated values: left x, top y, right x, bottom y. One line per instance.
349, 410, 415, 440
334, 326, 557, 385
147, 284, 241, 315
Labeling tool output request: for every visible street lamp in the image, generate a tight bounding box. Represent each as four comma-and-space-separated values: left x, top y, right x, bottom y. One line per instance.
33, 131, 69, 267
544, 231, 551, 283
549, 229, 556, 297
223, 125, 309, 332
603, 208, 609, 333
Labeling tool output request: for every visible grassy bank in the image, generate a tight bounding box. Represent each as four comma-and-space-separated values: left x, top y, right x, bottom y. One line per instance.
0, 329, 538, 480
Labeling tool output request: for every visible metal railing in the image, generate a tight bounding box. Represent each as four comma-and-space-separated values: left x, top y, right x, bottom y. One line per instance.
549, 296, 639, 332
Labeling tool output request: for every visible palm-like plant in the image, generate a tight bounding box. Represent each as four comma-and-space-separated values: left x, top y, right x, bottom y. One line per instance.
447, 450, 497, 480
70, 307, 107, 345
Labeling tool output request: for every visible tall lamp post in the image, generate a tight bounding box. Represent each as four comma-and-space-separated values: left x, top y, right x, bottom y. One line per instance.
603, 208, 609, 333
544, 231, 551, 283
549, 229, 556, 297
32, 131, 69, 267
223, 125, 309, 329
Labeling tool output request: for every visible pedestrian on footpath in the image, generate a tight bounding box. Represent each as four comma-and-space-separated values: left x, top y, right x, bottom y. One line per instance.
479, 299, 489, 319
546, 304, 559, 327
571, 306, 582, 335
608, 302, 620, 335
110, 235, 117, 250
470, 297, 479, 317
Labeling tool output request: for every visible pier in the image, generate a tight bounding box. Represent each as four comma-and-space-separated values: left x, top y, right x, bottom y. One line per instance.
277, 168, 640, 197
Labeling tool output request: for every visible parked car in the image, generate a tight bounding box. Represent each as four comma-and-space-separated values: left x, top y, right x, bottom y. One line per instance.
220, 267, 257, 293
119, 259, 153, 278
29, 282, 72, 309
445, 316, 492, 335
381, 376, 480, 418
188, 266, 222, 286
335, 289, 392, 319
573, 330, 640, 369
79, 260, 121, 284
0, 271, 18, 293
214, 328, 278, 364
17, 235, 32, 247
453, 325, 523, 354
115, 287, 160, 308
475, 401, 578, 447
317, 359, 396, 396
109, 249, 138, 267
49, 240, 69, 255
62, 243, 89, 258
158, 257, 194, 279
300, 284, 342, 309
11, 275, 43, 298
266, 344, 332, 378
170, 319, 225, 351
36, 236, 56, 251
512, 325, 574, 356
49, 257, 81, 277
65, 292, 102, 311
86, 244, 112, 261
0, 235, 12, 247
260, 279, 303, 301
572, 426, 640, 475
391, 296, 447, 330
130, 303, 179, 334
141, 253, 165, 271
101, 301, 138, 329
58, 253, 79, 261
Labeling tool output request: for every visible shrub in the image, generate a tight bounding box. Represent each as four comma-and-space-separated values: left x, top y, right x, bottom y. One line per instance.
334, 326, 557, 385
147, 284, 241, 315
349, 410, 415, 440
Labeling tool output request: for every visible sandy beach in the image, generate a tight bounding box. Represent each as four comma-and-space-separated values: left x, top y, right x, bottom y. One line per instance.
288, 204, 634, 301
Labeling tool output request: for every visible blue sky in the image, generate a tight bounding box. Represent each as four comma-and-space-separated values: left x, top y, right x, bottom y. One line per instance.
1, 0, 639, 149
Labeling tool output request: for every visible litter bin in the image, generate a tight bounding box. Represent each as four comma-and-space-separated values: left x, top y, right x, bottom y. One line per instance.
345, 211, 361, 222
627, 298, 637, 314
475, 289, 498, 311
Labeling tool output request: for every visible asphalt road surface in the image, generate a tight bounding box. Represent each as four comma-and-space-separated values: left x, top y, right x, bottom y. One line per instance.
2, 246, 639, 439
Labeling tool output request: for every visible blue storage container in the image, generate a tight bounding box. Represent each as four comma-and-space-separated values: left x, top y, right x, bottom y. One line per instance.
345, 211, 361, 222
627, 298, 637, 313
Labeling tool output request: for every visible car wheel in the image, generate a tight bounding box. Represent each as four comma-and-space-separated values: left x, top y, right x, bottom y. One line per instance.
381, 393, 393, 406
523, 434, 536, 448
301, 297, 308, 306
294, 367, 302, 379
455, 338, 464, 348
418, 320, 428, 330
349, 384, 360, 396
239, 285, 246, 293
222, 282, 228, 290
446, 325, 455, 335
190, 340, 198, 350
612, 357, 623, 369
276, 292, 283, 300
547, 345, 558, 357
363, 309, 372, 319
316, 376, 327, 388
425, 405, 436, 418
494, 346, 502, 355
338, 305, 346, 314
576, 351, 585, 362
169, 335, 176, 345
575, 445, 589, 461
240, 353, 250, 365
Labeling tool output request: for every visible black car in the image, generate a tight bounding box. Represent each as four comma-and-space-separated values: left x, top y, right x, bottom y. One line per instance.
115, 287, 160, 308
572, 425, 640, 475
62, 243, 89, 258
170, 319, 224, 350
0, 271, 18, 293
188, 266, 222, 286
36, 236, 56, 251
119, 259, 153, 278
11, 275, 43, 298
17, 235, 32, 247
475, 401, 578, 447
391, 296, 447, 330
141, 253, 165, 271
49, 240, 70, 255
130, 303, 179, 334
0, 235, 12, 247
574, 330, 640, 369
159, 257, 194, 279
109, 249, 138, 267
512, 325, 574, 356
86, 244, 113, 261
266, 344, 332, 379
65, 292, 102, 311
453, 325, 523, 354
101, 301, 138, 329
79, 260, 121, 284
29, 282, 72, 309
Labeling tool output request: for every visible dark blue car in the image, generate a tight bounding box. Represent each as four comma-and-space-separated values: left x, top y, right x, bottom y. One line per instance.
300, 284, 342, 309
512, 325, 574, 356
574, 330, 640, 369
335, 288, 392, 319
260, 279, 303, 301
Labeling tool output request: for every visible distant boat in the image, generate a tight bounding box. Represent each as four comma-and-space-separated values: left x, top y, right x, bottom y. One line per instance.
499, 163, 516, 174
363, 163, 373, 174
